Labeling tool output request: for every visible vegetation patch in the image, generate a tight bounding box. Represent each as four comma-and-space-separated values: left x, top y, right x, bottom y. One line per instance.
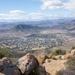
71, 46, 75, 50
0, 47, 12, 59
52, 49, 66, 56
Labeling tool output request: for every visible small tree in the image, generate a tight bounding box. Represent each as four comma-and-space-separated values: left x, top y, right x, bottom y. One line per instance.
0, 47, 12, 58
71, 46, 75, 50
52, 49, 66, 56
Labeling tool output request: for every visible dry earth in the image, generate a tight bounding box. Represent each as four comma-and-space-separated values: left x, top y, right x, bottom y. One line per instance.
43, 59, 67, 75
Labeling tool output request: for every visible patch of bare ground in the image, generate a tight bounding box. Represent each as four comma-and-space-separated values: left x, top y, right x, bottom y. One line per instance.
43, 59, 67, 75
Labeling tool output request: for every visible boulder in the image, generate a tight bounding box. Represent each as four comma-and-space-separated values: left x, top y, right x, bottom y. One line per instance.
1, 66, 21, 75
0, 57, 21, 75
0, 53, 50, 75
36, 54, 49, 64
17, 53, 39, 75
36, 66, 50, 75
29, 66, 50, 75
0, 57, 13, 71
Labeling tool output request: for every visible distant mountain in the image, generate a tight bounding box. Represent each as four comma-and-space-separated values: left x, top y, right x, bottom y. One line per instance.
50, 19, 75, 31
12, 24, 46, 32
0, 19, 75, 39
1, 19, 75, 35
0, 18, 75, 29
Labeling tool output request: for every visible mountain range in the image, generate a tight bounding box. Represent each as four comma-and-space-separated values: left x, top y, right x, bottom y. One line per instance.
0, 18, 74, 29
0, 19, 75, 38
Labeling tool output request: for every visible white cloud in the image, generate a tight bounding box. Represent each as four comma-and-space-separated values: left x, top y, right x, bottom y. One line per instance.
0, 10, 74, 22
0, 10, 27, 22
41, 0, 64, 10
40, 0, 75, 10
10, 10, 26, 14
64, 0, 75, 10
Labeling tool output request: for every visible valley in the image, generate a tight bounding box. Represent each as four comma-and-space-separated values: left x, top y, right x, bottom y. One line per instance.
0, 19, 75, 57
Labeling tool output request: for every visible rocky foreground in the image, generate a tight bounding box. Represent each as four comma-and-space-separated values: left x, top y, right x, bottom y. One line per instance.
1, 49, 75, 75
0, 53, 50, 75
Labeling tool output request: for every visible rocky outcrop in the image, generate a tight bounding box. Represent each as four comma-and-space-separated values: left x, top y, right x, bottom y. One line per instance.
0, 53, 50, 75
0, 57, 21, 75
61, 50, 75, 60
17, 53, 39, 75
35, 54, 49, 64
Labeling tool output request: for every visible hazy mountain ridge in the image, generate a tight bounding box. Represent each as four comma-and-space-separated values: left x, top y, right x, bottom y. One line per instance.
0, 19, 75, 37
12, 24, 46, 31
0, 19, 74, 29
50, 19, 75, 31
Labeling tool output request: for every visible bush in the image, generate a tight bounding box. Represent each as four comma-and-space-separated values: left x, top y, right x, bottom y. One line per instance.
65, 55, 75, 70
52, 49, 66, 56
0, 47, 12, 58
71, 46, 75, 50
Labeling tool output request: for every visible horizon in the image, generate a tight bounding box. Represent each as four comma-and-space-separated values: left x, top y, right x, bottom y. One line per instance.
0, 0, 75, 22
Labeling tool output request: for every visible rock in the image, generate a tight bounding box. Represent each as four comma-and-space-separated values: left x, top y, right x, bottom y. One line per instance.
62, 50, 75, 60
61, 53, 72, 60
36, 54, 49, 64
0, 57, 13, 71
52, 55, 61, 60
64, 53, 74, 59
45, 59, 51, 63
0, 73, 5, 75
37, 66, 46, 75
37, 66, 50, 75
58, 69, 75, 75
70, 49, 75, 54
0, 53, 50, 75
0, 57, 21, 75
0, 60, 3, 71
1, 66, 21, 75
29, 66, 50, 75
17, 53, 39, 75
61, 55, 66, 60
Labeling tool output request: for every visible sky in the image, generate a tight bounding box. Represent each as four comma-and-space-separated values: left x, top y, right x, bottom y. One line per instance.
0, 0, 75, 22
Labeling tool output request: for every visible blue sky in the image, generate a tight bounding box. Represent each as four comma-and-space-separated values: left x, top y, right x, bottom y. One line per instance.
0, 0, 41, 13
0, 0, 75, 21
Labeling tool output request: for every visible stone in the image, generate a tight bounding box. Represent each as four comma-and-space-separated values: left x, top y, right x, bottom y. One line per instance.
45, 59, 51, 63
0, 53, 50, 75
17, 53, 39, 75
36, 54, 49, 64
29, 66, 50, 75
0, 57, 21, 75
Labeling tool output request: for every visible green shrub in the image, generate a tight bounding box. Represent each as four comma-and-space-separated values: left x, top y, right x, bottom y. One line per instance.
71, 46, 75, 50
65, 55, 75, 70
52, 49, 66, 56
56, 70, 63, 75
0, 47, 12, 58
